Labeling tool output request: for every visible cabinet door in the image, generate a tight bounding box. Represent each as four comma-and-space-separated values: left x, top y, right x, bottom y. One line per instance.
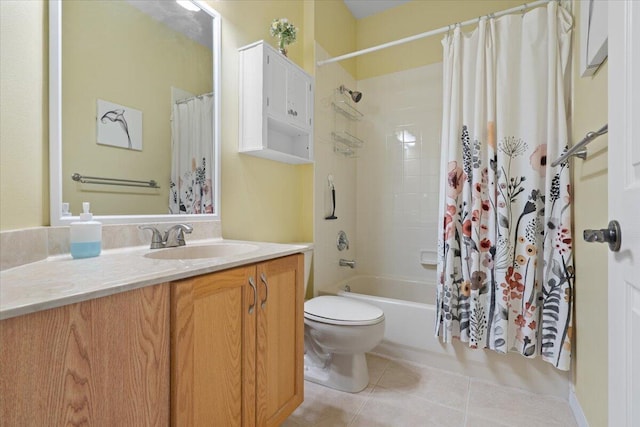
255, 254, 304, 427
265, 51, 288, 123
287, 68, 311, 130
0, 284, 170, 426
171, 266, 257, 427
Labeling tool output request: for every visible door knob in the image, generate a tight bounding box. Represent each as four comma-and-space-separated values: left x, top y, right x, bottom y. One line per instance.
583, 220, 621, 252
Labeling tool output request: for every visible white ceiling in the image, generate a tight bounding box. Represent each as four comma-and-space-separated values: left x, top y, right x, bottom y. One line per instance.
343, 0, 411, 19
126, 0, 409, 48
126, 0, 213, 50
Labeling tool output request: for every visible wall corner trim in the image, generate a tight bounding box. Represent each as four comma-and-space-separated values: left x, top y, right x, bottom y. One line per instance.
569, 386, 590, 427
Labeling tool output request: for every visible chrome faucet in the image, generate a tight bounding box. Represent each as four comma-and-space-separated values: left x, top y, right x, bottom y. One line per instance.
339, 259, 356, 269
164, 224, 193, 247
139, 224, 193, 249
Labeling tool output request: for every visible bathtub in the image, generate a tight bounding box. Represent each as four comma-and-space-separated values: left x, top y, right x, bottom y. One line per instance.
335, 275, 571, 398
337, 276, 434, 353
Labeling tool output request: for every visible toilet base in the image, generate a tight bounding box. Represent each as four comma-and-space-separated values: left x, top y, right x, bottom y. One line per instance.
304, 352, 369, 393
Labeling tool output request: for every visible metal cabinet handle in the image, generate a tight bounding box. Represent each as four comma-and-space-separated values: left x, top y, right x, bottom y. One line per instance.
260, 272, 269, 309
248, 276, 257, 314
583, 220, 622, 252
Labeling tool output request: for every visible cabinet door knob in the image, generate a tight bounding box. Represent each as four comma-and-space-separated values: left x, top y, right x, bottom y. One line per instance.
248, 276, 257, 314
260, 272, 269, 309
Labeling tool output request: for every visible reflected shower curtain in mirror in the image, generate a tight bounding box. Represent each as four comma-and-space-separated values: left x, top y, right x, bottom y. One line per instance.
170, 94, 214, 214
435, 3, 574, 370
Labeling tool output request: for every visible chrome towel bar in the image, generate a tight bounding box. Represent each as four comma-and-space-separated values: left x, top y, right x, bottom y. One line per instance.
551, 124, 608, 167
72, 172, 160, 189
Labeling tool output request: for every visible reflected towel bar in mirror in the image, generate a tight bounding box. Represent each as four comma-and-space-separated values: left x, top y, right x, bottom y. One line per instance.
72, 172, 160, 189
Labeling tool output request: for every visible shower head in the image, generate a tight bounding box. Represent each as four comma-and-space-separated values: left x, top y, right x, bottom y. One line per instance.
339, 85, 363, 103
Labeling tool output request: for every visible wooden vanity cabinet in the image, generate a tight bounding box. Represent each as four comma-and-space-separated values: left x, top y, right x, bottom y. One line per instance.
255, 255, 304, 426
0, 253, 303, 426
0, 284, 170, 426
171, 254, 304, 427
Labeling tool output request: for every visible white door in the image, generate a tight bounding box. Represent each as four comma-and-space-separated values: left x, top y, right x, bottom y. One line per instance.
608, 1, 640, 426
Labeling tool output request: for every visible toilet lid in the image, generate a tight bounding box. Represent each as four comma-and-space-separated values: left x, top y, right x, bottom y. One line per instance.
304, 296, 384, 326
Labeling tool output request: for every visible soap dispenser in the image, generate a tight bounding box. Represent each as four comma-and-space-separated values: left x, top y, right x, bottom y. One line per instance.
70, 202, 102, 259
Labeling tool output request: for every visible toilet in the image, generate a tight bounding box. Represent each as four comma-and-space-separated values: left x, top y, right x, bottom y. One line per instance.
301, 249, 385, 393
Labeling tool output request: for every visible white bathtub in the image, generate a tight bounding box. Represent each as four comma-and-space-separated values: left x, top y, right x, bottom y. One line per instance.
337, 276, 434, 353
334, 275, 570, 398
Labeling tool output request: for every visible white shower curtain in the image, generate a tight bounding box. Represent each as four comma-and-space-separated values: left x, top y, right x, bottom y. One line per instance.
170, 94, 214, 214
436, 3, 574, 370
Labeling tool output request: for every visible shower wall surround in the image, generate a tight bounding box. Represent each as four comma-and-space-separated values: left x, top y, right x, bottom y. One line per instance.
356, 63, 443, 283
313, 44, 358, 294
313, 46, 442, 294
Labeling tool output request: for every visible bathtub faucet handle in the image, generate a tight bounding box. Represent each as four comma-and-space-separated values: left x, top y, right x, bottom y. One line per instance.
339, 259, 356, 269
337, 230, 350, 251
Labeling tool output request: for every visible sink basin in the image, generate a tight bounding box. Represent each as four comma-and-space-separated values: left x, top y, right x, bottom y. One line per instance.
144, 243, 259, 260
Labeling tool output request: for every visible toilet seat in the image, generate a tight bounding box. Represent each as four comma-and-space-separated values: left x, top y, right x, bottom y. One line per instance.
304, 296, 384, 326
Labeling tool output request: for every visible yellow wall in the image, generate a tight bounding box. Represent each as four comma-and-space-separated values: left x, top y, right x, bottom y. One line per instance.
0, 0, 49, 230
314, 0, 357, 77
62, 0, 212, 216
355, 0, 523, 79
571, 3, 608, 425
212, 0, 312, 243
303, 0, 316, 74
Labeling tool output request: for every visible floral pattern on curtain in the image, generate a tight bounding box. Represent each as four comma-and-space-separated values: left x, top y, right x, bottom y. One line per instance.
169, 94, 214, 215
436, 3, 574, 370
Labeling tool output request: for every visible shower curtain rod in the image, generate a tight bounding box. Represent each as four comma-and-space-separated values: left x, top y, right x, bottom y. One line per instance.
316, 0, 551, 66
175, 92, 213, 105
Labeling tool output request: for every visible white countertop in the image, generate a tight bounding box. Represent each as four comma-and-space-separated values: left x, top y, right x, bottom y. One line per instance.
0, 238, 311, 320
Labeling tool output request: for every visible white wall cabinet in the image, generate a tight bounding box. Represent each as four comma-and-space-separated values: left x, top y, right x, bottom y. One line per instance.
239, 41, 314, 164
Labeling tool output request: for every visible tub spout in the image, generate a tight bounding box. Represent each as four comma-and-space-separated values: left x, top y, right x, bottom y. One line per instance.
339, 259, 356, 269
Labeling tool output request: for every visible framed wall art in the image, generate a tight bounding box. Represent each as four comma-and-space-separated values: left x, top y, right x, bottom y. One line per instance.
96, 99, 143, 150
580, 0, 608, 77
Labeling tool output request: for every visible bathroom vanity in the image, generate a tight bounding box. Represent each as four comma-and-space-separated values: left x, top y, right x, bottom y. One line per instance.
1, 283, 171, 425
171, 255, 303, 426
0, 241, 306, 426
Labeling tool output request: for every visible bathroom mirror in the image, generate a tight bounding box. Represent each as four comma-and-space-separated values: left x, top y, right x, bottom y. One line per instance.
50, 0, 221, 225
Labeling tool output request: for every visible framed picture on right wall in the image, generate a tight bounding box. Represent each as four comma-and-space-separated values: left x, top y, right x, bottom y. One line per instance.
580, 0, 608, 77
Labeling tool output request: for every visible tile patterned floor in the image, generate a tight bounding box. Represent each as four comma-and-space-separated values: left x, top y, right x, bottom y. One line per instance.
283, 354, 578, 427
